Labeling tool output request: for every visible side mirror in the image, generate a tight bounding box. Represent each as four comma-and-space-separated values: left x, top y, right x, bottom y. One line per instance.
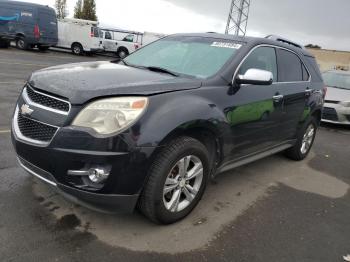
236, 69, 273, 85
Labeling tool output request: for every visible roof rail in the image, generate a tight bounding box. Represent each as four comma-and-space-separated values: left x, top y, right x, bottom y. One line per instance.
265, 35, 304, 49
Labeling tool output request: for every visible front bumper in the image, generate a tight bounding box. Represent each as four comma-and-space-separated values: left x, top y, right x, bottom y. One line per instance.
12, 126, 156, 213
18, 157, 139, 213
322, 103, 350, 125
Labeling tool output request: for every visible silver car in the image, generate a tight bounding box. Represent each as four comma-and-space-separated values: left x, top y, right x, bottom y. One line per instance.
322, 70, 350, 125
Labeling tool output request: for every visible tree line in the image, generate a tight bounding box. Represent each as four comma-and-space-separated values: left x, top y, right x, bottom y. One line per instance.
55, 0, 98, 21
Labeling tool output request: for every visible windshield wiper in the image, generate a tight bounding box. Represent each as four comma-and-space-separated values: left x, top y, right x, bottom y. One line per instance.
146, 66, 179, 77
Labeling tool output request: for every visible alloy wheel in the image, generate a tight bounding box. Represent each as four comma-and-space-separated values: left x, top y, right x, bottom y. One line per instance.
301, 124, 315, 154
17, 39, 25, 49
163, 155, 203, 213
73, 46, 81, 54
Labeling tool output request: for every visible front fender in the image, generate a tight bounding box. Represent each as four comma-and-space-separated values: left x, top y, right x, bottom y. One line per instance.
137, 93, 227, 147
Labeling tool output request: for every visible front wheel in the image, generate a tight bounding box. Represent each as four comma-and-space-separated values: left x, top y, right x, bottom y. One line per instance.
138, 137, 210, 224
285, 117, 317, 161
117, 48, 128, 59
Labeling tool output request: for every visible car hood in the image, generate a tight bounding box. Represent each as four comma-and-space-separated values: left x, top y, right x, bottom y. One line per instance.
325, 86, 350, 102
28, 61, 202, 104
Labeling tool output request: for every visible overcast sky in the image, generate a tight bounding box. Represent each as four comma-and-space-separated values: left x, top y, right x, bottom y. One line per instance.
24, 0, 350, 51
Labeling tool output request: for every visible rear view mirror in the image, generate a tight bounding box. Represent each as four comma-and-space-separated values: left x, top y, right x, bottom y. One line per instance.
236, 69, 273, 85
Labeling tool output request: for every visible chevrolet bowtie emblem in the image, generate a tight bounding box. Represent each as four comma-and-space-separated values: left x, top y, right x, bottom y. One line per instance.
21, 104, 34, 116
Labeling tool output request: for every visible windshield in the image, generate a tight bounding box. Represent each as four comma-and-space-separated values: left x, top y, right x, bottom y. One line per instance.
323, 71, 350, 90
124, 36, 242, 78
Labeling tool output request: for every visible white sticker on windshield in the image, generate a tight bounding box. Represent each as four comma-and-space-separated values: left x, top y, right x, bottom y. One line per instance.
211, 42, 242, 49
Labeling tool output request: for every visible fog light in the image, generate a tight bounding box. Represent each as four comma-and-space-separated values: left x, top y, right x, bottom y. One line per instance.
88, 168, 110, 183
67, 166, 111, 184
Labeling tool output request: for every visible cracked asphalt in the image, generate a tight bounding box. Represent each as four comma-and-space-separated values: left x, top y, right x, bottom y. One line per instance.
0, 47, 349, 262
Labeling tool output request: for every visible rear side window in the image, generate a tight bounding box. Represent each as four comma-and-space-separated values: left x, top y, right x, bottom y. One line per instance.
238, 47, 278, 82
302, 64, 310, 81
123, 34, 134, 42
277, 49, 305, 82
91, 27, 101, 38
306, 56, 322, 80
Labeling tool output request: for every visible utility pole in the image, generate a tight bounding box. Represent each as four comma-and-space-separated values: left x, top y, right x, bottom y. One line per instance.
225, 0, 251, 36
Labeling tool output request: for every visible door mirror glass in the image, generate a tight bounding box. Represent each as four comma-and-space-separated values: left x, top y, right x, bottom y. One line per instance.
236, 68, 273, 85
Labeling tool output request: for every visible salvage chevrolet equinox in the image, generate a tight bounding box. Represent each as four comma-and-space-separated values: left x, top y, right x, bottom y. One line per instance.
12, 33, 325, 224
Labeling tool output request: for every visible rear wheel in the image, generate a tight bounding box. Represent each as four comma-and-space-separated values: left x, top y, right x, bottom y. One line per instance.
285, 117, 317, 161
138, 137, 210, 224
117, 48, 129, 59
71, 43, 84, 55
16, 37, 28, 50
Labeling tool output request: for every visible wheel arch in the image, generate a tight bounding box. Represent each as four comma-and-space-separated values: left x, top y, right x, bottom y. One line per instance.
158, 124, 222, 173
15, 33, 25, 39
117, 46, 129, 54
139, 94, 227, 176
71, 42, 83, 49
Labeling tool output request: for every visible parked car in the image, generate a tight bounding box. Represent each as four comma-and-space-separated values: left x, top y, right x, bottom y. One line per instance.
0, 0, 57, 50
322, 70, 350, 124
101, 29, 165, 58
11, 33, 325, 224
57, 18, 104, 55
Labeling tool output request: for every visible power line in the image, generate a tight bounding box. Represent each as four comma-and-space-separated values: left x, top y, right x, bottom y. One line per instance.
225, 0, 251, 36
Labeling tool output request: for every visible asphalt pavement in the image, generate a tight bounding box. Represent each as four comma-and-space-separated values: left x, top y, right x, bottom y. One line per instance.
0, 47, 349, 262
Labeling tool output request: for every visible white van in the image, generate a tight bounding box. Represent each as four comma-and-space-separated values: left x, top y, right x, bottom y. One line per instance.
57, 18, 103, 55
101, 29, 165, 58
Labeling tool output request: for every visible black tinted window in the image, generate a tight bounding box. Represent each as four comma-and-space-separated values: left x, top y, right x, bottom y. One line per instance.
105, 31, 112, 39
239, 47, 277, 82
91, 27, 101, 38
123, 34, 134, 42
277, 49, 303, 82
302, 64, 310, 81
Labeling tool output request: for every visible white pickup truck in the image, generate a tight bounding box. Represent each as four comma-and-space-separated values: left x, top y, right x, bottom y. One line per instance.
101, 29, 165, 58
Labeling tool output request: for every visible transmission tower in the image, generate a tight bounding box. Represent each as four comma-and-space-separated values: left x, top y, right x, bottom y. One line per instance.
225, 0, 251, 36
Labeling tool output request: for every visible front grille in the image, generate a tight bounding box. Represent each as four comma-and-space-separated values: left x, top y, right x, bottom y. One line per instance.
322, 107, 339, 121
17, 111, 58, 142
26, 86, 70, 112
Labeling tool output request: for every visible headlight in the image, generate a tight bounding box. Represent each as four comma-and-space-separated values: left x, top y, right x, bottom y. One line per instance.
72, 97, 148, 135
339, 101, 350, 107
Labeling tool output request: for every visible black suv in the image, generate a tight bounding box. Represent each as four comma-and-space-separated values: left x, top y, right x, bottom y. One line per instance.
12, 33, 325, 224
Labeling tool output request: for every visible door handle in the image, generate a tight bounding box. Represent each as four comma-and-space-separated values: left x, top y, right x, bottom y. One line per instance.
273, 94, 284, 102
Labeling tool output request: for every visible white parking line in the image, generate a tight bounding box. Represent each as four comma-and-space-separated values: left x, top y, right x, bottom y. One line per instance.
0, 81, 25, 84
0, 60, 51, 67
0, 49, 76, 60
0, 130, 11, 134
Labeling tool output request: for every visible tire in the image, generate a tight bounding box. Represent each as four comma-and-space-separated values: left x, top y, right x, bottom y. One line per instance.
38, 46, 49, 52
285, 117, 318, 161
71, 43, 84, 55
117, 48, 129, 59
16, 37, 28, 50
138, 137, 210, 224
